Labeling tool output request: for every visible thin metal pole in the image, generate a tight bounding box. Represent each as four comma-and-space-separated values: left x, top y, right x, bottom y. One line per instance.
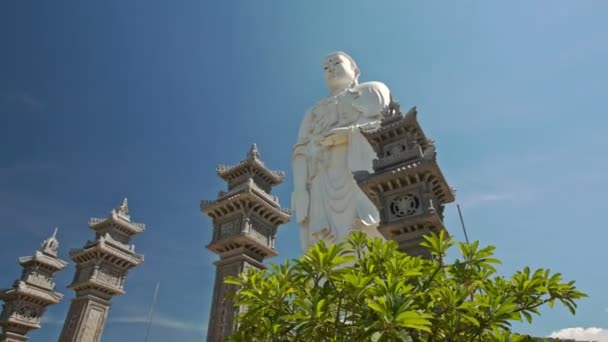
456, 204, 470, 244
457, 204, 476, 300
144, 282, 160, 342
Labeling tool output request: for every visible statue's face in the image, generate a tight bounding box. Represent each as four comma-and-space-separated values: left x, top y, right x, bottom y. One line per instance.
324, 54, 357, 91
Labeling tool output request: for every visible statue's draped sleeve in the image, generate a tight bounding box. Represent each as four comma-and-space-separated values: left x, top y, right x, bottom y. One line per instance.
292, 108, 313, 225
347, 82, 391, 173
352, 81, 391, 122
293, 108, 313, 158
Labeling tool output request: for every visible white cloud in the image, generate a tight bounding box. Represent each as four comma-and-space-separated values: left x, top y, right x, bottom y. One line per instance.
41, 314, 64, 325
39, 310, 206, 336
110, 312, 206, 334
1, 91, 44, 112
549, 327, 608, 342
458, 192, 510, 209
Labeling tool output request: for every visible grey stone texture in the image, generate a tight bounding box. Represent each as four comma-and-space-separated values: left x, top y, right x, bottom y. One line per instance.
58, 199, 144, 342
355, 104, 455, 257
201, 144, 291, 342
0, 229, 67, 342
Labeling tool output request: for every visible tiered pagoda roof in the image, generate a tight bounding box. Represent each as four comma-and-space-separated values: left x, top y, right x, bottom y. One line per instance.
69, 237, 143, 269
201, 178, 291, 224
356, 106, 456, 205
0, 229, 67, 339
355, 156, 455, 205
216, 144, 286, 188
88, 198, 145, 236
0, 280, 63, 305
66, 199, 144, 297
363, 107, 435, 155
70, 199, 144, 269
202, 144, 292, 258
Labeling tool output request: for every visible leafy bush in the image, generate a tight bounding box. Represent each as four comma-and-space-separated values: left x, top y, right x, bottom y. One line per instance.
226, 232, 586, 342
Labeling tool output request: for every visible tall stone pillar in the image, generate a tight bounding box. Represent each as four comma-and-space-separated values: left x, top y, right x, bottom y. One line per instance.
58, 199, 144, 342
201, 144, 291, 342
0, 229, 67, 342
355, 104, 455, 257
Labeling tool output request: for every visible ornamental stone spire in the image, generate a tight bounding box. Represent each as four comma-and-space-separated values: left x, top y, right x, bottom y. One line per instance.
58, 199, 145, 342
0, 228, 67, 342
355, 104, 455, 257
246, 143, 261, 160
201, 144, 291, 342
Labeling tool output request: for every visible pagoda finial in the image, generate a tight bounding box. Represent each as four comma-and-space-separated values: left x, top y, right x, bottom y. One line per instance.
119, 198, 129, 215
247, 143, 261, 159
114, 197, 131, 221
40, 227, 60, 256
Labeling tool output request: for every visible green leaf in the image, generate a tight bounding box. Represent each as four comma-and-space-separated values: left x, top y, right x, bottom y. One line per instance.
522, 311, 533, 324
460, 314, 480, 327
371, 331, 384, 342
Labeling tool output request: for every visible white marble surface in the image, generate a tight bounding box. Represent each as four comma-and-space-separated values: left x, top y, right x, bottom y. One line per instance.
292, 52, 390, 251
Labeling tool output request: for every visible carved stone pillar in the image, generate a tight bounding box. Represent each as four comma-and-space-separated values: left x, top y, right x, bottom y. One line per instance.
201, 144, 291, 341
59, 199, 145, 342
0, 229, 67, 342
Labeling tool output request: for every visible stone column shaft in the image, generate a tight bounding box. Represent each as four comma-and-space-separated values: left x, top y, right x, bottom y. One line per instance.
59, 199, 145, 342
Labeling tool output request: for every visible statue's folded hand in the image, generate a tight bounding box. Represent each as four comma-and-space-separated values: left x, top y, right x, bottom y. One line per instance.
320, 128, 350, 146
319, 135, 336, 146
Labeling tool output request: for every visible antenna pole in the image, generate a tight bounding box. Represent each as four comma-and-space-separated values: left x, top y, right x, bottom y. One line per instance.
144, 282, 160, 342
457, 204, 476, 300
456, 204, 470, 244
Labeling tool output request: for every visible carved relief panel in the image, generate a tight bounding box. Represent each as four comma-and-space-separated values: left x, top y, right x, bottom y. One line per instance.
61, 300, 85, 340
374, 134, 423, 171
80, 307, 105, 342
24, 267, 54, 290
96, 264, 123, 288
215, 262, 242, 340
217, 216, 242, 240
209, 262, 243, 341
382, 136, 418, 158
250, 217, 271, 246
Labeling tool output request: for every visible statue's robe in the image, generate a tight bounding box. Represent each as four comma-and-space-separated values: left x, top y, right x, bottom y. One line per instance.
293, 81, 391, 251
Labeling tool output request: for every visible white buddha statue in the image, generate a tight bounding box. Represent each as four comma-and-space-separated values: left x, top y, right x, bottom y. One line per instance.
292, 52, 391, 251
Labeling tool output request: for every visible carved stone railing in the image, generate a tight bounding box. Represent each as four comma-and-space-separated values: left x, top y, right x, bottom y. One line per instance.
373, 145, 423, 170
131, 222, 145, 230
88, 217, 105, 225
250, 180, 279, 204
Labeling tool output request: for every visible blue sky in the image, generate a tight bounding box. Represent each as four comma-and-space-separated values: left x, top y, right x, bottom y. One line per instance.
1, 1, 607, 341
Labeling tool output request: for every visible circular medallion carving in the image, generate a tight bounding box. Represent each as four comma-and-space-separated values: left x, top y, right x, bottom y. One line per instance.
18, 305, 38, 320
390, 194, 420, 218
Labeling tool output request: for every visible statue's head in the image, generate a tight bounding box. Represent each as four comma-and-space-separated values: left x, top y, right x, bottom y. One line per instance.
323, 52, 360, 93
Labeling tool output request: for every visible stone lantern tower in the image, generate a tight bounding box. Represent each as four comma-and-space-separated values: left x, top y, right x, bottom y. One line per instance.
354, 104, 455, 258
0, 228, 67, 342
201, 144, 291, 342
58, 199, 144, 342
